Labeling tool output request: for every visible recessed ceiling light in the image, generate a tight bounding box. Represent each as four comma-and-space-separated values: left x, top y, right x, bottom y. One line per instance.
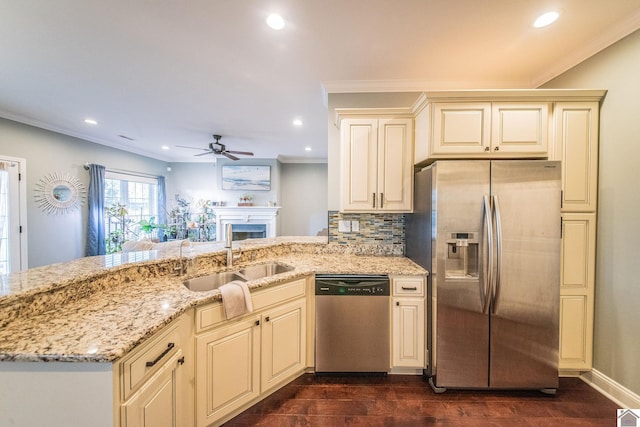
266, 13, 285, 30
305, 147, 312, 152
533, 11, 559, 28
293, 118, 303, 126
84, 118, 98, 125
161, 145, 170, 150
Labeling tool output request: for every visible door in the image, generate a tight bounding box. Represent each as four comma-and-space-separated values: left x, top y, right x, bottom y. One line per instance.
377, 118, 413, 211
489, 161, 560, 389
196, 316, 260, 427
433, 161, 491, 388
261, 299, 306, 392
340, 119, 378, 210
0, 157, 26, 273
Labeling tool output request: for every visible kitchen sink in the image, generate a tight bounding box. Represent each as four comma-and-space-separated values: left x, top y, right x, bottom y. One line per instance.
183, 271, 245, 292
182, 262, 294, 292
237, 262, 294, 281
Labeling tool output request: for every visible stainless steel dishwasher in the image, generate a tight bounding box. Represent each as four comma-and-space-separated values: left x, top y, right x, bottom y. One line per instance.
315, 275, 390, 373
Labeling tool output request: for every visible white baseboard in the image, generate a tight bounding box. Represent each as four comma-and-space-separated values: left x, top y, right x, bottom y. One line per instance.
580, 369, 640, 409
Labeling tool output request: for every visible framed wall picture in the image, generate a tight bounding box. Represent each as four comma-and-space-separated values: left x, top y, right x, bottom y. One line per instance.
221, 165, 271, 191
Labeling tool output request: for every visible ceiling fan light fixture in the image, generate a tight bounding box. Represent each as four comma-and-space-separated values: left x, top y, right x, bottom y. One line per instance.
533, 11, 559, 28
266, 13, 285, 30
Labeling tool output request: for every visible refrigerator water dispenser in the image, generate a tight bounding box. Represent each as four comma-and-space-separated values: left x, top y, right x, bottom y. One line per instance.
445, 232, 478, 279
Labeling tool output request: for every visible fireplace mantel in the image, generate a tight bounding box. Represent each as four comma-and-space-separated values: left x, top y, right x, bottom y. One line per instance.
212, 206, 281, 241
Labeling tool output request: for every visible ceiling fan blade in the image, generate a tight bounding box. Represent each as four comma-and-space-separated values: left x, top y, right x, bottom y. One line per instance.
175, 145, 209, 151
194, 151, 216, 156
224, 150, 254, 156
222, 152, 240, 161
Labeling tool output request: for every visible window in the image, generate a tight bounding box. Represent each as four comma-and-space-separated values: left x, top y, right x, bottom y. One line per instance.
104, 171, 159, 251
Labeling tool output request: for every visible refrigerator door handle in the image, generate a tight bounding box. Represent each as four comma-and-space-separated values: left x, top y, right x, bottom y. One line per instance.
481, 194, 493, 313
492, 195, 503, 314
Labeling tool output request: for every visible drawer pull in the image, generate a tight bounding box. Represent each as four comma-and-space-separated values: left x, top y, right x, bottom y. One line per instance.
146, 342, 175, 367
178, 356, 185, 366
401, 286, 418, 291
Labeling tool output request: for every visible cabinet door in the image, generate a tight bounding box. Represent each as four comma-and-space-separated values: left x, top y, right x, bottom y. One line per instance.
554, 102, 599, 213
121, 351, 185, 427
378, 119, 414, 212
392, 297, 425, 368
559, 212, 596, 370
261, 299, 306, 393
340, 119, 378, 211
431, 103, 491, 155
196, 316, 260, 427
491, 103, 549, 154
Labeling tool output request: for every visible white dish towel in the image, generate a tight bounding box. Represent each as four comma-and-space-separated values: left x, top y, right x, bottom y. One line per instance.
219, 281, 254, 319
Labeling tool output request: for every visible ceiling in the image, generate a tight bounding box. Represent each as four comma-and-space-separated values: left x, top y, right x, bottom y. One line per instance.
1, 1, 640, 163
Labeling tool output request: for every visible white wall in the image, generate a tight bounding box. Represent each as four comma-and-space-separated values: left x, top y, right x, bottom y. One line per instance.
280, 163, 328, 236
542, 29, 640, 394
0, 118, 168, 267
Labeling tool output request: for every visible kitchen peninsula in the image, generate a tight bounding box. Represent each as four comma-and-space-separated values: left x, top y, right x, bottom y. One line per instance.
0, 237, 426, 427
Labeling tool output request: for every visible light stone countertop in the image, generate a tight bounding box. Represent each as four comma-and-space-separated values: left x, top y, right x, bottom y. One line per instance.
0, 237, 426, 363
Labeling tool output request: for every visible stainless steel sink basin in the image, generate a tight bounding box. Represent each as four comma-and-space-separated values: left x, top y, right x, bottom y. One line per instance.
182, 262, 294, 292
237, 262, 294, 281
183, 271, 245, 292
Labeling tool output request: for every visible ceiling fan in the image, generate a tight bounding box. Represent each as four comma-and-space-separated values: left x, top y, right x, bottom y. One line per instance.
176, 134, 254, 160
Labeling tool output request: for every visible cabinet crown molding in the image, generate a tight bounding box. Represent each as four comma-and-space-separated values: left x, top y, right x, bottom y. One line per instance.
420, 89, 607, 103
334, 107, 414, 128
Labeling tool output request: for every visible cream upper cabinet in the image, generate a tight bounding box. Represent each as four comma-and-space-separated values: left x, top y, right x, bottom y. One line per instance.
340, 117, 413, 212
431, 102, 491, 155
553, 102, 599, 213
429, 102, 549, 158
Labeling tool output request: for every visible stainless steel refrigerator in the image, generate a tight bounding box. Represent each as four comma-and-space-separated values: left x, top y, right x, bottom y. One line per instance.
406, 160, 561, 392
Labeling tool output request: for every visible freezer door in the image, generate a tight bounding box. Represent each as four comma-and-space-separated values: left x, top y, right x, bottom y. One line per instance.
432, 161, 492, 389
489, 160, 561, 389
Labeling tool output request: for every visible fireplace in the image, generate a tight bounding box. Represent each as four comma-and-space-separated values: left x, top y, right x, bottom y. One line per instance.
212, 206, 280, 241
230, 223, 267, 241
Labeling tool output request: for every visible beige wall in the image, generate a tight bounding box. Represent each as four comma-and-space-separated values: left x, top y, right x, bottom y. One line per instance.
543, 29, 640, 394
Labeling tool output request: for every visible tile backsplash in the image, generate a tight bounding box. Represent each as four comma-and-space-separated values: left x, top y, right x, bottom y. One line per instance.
327, 211, 405, 251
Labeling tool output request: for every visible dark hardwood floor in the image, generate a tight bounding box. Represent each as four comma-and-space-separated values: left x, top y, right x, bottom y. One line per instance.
224, 374, 618, 426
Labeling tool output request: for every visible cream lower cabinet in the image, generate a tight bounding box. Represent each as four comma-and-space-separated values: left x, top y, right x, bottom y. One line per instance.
559, 213, 596, 370
119, 311, 194, 427
195, 277, 308, 427
261, 299, 306, 393
121, 350, 187, 427
196, 314, 261, 427
391, 275, 426, 370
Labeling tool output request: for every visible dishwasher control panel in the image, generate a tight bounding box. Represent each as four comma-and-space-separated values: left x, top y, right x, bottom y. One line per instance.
315, 275, 390, 296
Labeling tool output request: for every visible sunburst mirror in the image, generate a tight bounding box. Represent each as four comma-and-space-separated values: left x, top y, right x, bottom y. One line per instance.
34, 172, 86, 215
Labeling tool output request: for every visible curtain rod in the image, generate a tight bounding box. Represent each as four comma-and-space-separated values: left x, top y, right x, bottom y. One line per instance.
83, 162, 162, 179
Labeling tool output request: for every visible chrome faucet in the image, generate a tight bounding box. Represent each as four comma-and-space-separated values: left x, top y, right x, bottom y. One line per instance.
225, 224, 242, 267
174, 239, 193, 275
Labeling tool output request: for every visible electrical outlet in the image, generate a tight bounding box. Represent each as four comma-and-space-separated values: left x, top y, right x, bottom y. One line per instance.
351, 220, 360, 232
338, 220, 351, 232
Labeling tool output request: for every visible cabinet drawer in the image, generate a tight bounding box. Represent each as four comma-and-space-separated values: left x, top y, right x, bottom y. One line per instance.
196, 277, 308, 333
392, 276, 425, 296
121, 316, 187, 400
